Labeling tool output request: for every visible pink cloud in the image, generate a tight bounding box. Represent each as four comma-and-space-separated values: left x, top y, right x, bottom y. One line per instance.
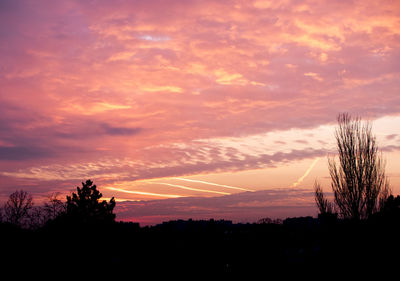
0, 0, 399, 204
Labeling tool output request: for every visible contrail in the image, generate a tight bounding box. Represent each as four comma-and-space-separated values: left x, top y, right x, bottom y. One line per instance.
106, 187, 183, 198
151, 182, 231, 195
291, 158, 319, 187
172, 178, 253, 192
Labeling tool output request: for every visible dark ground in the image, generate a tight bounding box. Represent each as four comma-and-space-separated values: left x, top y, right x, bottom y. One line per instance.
1, 215, 399, 278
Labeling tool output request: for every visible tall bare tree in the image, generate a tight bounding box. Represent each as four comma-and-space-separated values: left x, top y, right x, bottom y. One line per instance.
316, 113, 390, 220
3, 190, 34, 227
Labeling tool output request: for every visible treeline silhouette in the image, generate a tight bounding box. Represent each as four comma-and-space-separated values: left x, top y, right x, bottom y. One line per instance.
1, 114, 399, 276
1, 180, 400, 277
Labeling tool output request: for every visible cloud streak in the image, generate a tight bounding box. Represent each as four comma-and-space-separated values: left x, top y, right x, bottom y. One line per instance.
173, 178, 252, 192
106, 187, 182, 199
115, 188, 318, 225
291, 158, 319, 187
149, 182, 231, 196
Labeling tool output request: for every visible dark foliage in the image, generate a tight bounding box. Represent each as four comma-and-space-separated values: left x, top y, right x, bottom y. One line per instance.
63, 179, 116, 225
1, 183, 399, 278
370, 195, 400, 224
2, 213, 400, 277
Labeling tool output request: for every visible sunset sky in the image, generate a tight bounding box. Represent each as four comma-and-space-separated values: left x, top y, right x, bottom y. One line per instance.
1, 0, 400, 225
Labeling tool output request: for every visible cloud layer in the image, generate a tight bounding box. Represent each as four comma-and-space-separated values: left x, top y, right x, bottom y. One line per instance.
0, 0, 399, 204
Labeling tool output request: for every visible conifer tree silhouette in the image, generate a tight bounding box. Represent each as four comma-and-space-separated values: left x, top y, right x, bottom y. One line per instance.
66, 179, 116, 224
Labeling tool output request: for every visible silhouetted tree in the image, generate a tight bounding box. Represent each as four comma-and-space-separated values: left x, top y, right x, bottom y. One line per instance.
42, 192, 66, 221
3, 190, 33, 227
316, 113, 391, 220
314, 181, 334, 215
65, 179, 116, 225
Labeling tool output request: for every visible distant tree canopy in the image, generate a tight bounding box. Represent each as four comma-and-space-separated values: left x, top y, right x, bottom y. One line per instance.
65, 179, 116, 225
315, 113, 391, 220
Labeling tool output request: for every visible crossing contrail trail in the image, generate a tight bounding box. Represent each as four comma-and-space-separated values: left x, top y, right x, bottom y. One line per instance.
291, 158, 319, 187
106, 187, 183, 198
172, 178, 253, 192
151, 182, 231, 195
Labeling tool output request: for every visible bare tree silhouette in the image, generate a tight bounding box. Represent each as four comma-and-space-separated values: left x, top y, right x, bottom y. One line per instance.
316, 113, 391, 220
3, 190, 33, 227
314, 181, 334, 215
42, 193, 66, 222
